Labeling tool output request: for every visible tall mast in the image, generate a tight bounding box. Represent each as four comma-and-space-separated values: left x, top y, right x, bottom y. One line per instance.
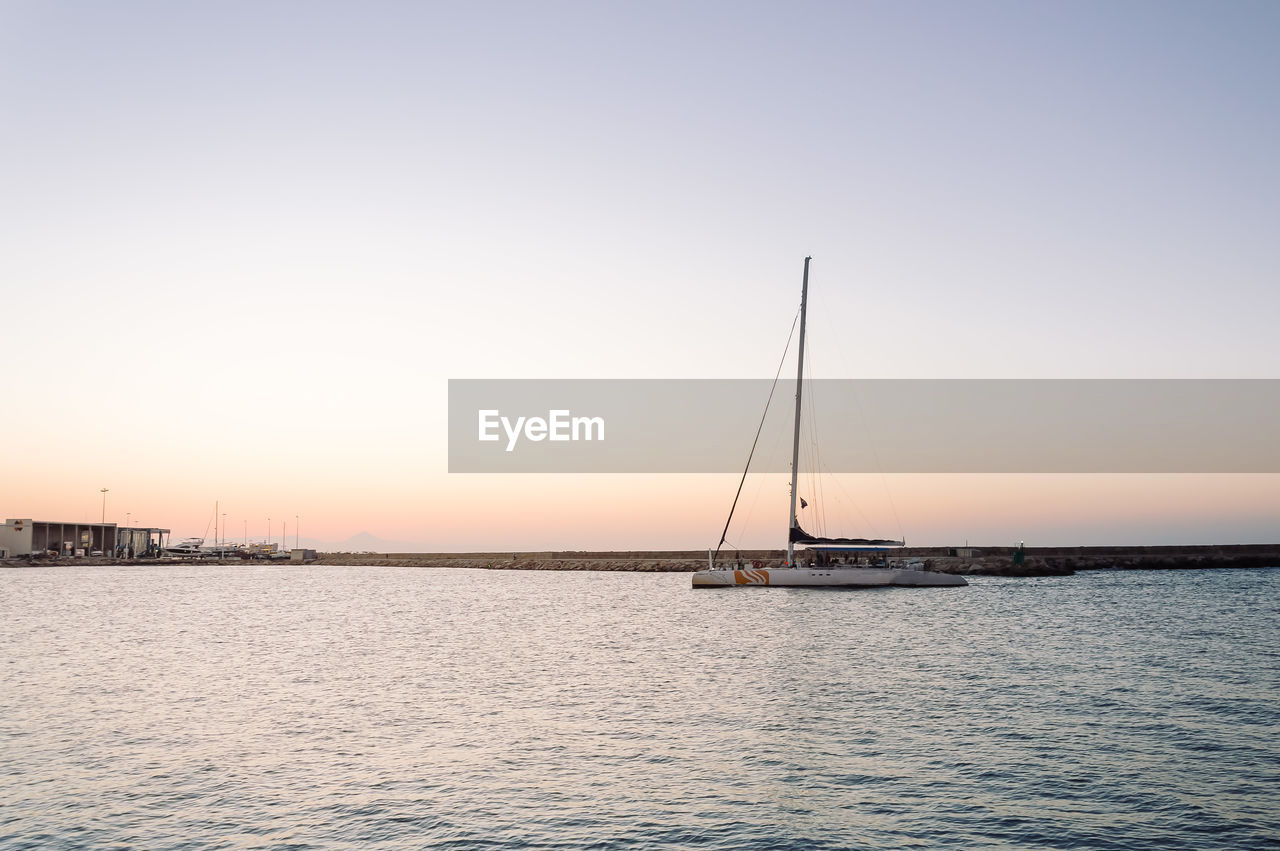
787, 256, 810, 566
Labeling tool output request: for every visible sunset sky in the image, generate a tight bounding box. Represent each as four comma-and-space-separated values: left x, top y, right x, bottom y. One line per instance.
4, 1, 1278, 549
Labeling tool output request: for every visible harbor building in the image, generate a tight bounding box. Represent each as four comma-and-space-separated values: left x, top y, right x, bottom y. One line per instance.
1, 519, 169, 558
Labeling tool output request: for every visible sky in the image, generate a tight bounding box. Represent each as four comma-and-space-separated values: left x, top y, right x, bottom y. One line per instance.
3, 0, 1278, 550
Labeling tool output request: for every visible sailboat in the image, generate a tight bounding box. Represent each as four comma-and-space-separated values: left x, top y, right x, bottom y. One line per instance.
692, 257, 967, 589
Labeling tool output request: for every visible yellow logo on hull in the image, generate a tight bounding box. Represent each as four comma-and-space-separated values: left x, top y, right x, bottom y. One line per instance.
733, 569, 770, 585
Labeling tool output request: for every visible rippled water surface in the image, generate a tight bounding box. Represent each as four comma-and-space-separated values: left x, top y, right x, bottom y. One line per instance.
3, 564, 1278, 849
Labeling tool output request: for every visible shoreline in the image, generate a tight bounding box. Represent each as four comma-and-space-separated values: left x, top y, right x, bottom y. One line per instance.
5, 544, 1279, 576
315, 543, 1280, 576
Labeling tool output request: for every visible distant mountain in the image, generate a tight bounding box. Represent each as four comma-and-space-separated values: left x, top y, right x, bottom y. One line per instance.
300, 531, 419, 553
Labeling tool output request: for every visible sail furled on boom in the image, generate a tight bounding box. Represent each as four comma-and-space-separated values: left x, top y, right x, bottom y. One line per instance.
789, 523, 904, 548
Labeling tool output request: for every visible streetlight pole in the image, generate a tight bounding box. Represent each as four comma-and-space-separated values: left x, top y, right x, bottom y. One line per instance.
296, 515, 299, 549
99, 488, 109, 558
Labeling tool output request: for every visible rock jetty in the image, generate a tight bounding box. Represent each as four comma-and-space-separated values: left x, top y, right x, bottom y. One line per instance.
315, 544, 1280, 576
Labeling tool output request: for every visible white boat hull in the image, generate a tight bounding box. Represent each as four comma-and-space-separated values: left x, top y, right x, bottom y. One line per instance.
691, 566, 967, 588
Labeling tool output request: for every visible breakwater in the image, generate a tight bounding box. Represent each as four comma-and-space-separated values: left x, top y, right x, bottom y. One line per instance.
315, 544, 1280, 576
7, 544, 1276, 576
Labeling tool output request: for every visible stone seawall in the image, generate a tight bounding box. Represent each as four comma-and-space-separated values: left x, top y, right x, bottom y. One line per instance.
6, 545, 1276, 576
315, 544, 1280, 577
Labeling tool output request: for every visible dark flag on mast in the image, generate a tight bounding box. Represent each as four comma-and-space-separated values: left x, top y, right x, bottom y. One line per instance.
800, 498, 808, 509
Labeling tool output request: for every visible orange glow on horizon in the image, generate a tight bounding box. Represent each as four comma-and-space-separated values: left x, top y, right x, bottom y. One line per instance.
8, 472, 1278, 551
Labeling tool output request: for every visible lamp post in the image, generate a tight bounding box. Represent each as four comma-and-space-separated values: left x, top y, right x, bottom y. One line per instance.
296, 515, 299, 549
98, 488, 109, 558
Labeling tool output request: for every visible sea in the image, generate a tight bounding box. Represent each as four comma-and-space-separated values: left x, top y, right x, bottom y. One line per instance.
2, 564, 1278, 850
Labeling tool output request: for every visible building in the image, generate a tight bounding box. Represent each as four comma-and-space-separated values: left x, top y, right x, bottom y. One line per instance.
117, 526, 169, 558
0, 519, 169, 558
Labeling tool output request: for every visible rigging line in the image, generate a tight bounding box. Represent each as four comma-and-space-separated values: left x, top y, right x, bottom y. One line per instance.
816, 287, 906, 543
804, 339, 830, 536
850, 380, 906, 541
840, 384, 891, 538
809, 356, 879, 537
714, 309, 801, 563
802, 342, 818, 534
737, 385, 794, 549
802, 336, 829, 537
813, 378, 881, 537
827, 463, 878, 536
882, 472, 906, 543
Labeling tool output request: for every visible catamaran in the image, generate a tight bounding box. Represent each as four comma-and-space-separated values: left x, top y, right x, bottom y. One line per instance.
692, 257, 966, 589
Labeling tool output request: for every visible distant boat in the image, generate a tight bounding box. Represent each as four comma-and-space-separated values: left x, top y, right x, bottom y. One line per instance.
692, 257, 966, 590
162, 536, 244, 559
163, 537, 205, 556
163, 502, 247, 559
